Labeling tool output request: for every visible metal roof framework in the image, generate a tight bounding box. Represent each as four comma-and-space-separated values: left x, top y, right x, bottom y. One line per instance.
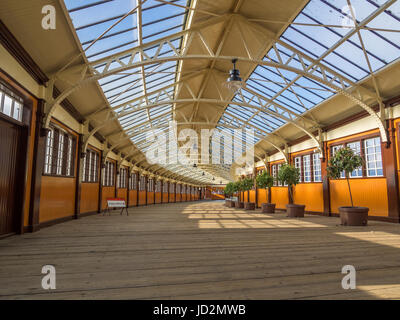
42, 0, 400, 184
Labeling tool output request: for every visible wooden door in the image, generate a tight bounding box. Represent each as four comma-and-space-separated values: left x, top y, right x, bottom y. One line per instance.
0, 117, 25, 235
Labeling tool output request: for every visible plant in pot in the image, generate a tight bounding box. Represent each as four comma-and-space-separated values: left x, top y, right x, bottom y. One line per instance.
326, 147, 367, 226
233, 180, 244, 208
277, 164, 305, 217
224, 182, 234, 207
241, 177, 256, 210
256, 171, 275, 213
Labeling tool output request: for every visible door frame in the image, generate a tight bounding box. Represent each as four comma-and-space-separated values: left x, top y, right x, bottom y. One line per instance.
0, 76, 33, 235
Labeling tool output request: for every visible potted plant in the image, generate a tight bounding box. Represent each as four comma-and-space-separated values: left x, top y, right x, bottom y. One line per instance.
256, 171, 275, 213
224, 182, 234, 207
326, 147, 367, 226
277, 164, 305, 217
233, 180, 244, 208
241, 177, 256, 210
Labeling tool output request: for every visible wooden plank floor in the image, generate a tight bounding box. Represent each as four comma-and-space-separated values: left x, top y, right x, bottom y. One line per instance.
1, 200, 400, 300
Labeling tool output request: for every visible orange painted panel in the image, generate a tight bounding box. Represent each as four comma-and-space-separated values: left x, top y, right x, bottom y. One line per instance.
182, 194, 186, 201
148, 191, 155, 204
271, 187, 288, 210
394, 118, 400, 198
117, 188, 127, 202
211, 194, 224, 200
257, 189, 268, 207
163, 193, 169, 203
139, 191, 146, 205
176, 194, 181, 202
330, 178, 388, 217
101, 187, 115, 210
39, 176, 76, 223
293, 184, 324, 213
81, 183, 99, 214
155, 192, 162, 204
129, 190, 137, 206
169, 193, 175, 202
249, 190, 256, 203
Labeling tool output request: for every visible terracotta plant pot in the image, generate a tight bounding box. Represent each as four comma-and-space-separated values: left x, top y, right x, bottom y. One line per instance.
244, 202, 256, 210
261, 203, 276, 213
339, 206, 369, 226
236, 202, 244, 208
230, 201, 236, 208
225, 200, 232, 207
286, 204, 305, 217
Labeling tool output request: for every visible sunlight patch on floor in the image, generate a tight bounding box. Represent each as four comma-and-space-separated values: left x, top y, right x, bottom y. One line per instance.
198, 219, 328, 229
335, 231, 400, 248
357, 284, 400, 299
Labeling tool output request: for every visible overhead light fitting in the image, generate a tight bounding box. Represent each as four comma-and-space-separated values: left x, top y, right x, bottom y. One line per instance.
225, 58, 243, 93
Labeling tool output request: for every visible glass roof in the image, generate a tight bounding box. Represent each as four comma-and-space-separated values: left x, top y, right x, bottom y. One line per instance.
63, 0, 400, 183
219, 0, 400, 143
63, 0, 214, 183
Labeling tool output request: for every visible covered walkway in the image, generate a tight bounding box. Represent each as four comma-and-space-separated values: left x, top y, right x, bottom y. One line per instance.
1, 201, 400, 300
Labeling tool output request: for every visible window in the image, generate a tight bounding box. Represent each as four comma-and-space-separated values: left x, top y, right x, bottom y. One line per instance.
303, 155, 311, 183
0, 84, 23, 122
177, 184, 181, 194
118, 168, 127, 188
347, 141, 362, 178
103, 161, 115, 186
139, 176, 146, 191
313, 153, 322, 182
129, 173, 137, 190
155, 180, 162, 192
364, 137, 383, 177
163, 182, 169, 193
43, 125, 76, 177
82, 149, 99, 182
294, 157, 302, 183
147, 179, 154, 192
170, 183, 175, 193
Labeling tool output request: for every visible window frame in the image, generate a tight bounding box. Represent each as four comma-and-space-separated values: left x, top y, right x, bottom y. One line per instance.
82, 147, 100, 183
329, 134, 384, 179
43, 123, 77, 178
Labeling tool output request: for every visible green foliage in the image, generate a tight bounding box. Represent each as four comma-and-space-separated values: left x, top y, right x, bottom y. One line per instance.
224, 182, 235, 197
326, 147, 363, 179
256, 171, 274, 189
233, 180, 242, 192
241, 177, 254, 192
277, 164, 300, 187
326, 146, 363, 207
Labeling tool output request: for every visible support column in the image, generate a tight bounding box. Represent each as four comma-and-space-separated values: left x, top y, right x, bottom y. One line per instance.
167, 181, 170, 203
153, 178, 156, 205
126, 168, 130, 208
253, 167, 258, 207
28, 100, 47, 232
384, 120, 400, 222
136, 172, 139, 207
74, 134, 84, 219
160, 179, 163, 204
321, 141, 331, 216
98, 151, 103, 213
145, 175, 148, 206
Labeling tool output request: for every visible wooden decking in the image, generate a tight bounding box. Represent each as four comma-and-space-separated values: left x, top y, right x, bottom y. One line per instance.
1, 201, 400, 299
